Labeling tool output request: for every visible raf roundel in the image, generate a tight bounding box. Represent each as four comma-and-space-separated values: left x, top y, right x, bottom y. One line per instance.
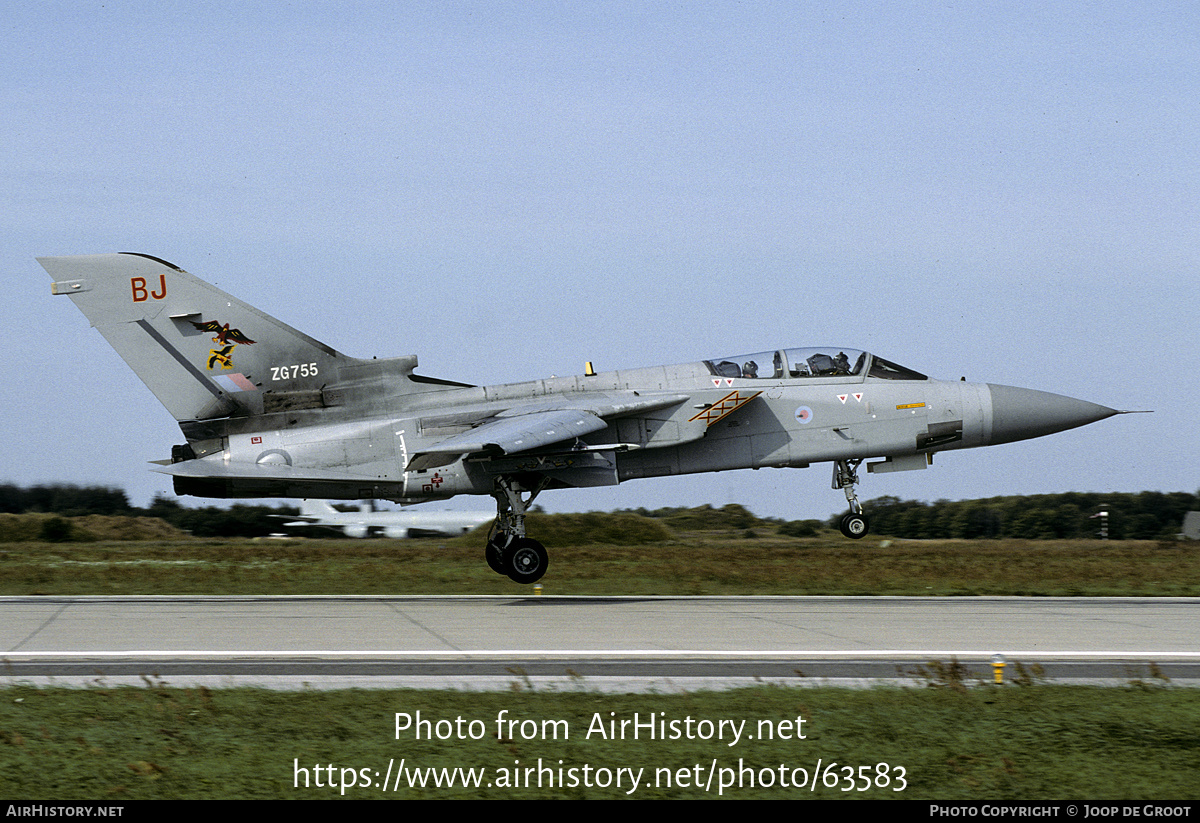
795, 406, 814, 424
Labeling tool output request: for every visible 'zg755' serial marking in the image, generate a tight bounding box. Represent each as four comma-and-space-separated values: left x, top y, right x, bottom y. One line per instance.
271, 363, 319, 380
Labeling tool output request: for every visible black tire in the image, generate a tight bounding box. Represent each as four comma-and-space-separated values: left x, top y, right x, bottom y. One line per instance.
485, 534, 509, 575
505, 537, 548, 584
840, 512, 869, 539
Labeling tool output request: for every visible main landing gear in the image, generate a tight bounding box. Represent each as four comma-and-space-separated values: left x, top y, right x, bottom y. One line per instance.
833, 458, 870, 539
486, 477, 549, 584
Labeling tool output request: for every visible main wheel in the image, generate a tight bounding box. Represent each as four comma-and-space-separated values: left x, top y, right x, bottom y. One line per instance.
505, 537, 548, 584
485, 534, 509, 575
839, 511, 869, 539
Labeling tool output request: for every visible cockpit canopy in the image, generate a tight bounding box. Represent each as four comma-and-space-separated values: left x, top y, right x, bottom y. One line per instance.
704, 348, 927, 381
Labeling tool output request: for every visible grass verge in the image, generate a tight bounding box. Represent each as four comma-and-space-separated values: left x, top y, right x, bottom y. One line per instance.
1, 683, 1197, 799
1, 532, 1198, 596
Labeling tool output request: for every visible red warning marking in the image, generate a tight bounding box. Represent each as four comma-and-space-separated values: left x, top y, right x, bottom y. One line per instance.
853, 393, 863, 402
837, 394, 848, 404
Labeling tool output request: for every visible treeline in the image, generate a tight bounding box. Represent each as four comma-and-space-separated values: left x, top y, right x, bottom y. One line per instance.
3, 484, 1197, 541
622, 503, 824, 537
0, 484, 296, 538
0, 484, 132, 516
853, 491, 1198, 540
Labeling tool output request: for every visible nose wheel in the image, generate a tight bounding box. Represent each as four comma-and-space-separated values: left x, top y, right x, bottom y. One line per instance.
833, 459, 870, 539
839, 511, 869, 538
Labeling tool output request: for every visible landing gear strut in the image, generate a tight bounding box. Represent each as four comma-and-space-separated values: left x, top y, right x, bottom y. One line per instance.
833, 459, 869, 539
487, 477, 549, 584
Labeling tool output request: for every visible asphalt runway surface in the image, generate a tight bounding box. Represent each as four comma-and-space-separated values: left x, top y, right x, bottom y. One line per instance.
2, 595, 1197, 691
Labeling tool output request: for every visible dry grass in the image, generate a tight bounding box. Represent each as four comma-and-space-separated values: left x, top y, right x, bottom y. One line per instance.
1, 525, 1197, 596
0, 513, 188, 543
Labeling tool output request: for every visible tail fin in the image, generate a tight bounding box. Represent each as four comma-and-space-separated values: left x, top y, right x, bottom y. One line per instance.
300, 499, 343, 518
41, 253, 357, 422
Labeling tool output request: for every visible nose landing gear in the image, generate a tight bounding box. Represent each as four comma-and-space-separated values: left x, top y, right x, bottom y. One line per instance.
833, 459, 870, 539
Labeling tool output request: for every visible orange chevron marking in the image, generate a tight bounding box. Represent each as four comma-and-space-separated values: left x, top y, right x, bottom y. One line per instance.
688, 390, 763, 426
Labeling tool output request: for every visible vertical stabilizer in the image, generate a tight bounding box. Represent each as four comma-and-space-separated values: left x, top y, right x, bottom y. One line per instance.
40, 253, 346, 422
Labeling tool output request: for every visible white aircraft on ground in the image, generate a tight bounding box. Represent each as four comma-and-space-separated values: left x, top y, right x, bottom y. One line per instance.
281, 500, 494, 539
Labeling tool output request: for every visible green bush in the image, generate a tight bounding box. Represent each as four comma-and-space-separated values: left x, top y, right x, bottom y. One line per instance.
522, 511, 672, 545
39, 516, 74, 542
660, 503, 759, 530
779, 519, 821, 538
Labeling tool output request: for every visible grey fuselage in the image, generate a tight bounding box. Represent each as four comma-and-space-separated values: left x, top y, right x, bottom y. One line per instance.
172, 352, 1104, 503
39, 253, 1117, 508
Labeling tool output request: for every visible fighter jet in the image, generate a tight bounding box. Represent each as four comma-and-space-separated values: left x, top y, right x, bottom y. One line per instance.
41, 253, 1126, 584
281, 500, 494, 539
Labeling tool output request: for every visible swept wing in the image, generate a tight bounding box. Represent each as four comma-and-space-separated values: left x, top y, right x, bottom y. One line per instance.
407, 393, 691, 471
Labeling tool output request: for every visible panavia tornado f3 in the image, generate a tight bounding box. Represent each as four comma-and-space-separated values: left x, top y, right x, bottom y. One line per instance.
41, 253, 1127, 584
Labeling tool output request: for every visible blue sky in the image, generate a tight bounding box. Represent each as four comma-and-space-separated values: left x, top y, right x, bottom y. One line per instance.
5, 2, 1196, 519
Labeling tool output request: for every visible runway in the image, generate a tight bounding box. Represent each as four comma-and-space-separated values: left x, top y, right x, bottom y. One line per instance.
2, 595, 1197, 691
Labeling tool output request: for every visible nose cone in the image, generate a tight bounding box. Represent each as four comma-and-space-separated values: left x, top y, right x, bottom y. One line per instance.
987, 384, 1118, 446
